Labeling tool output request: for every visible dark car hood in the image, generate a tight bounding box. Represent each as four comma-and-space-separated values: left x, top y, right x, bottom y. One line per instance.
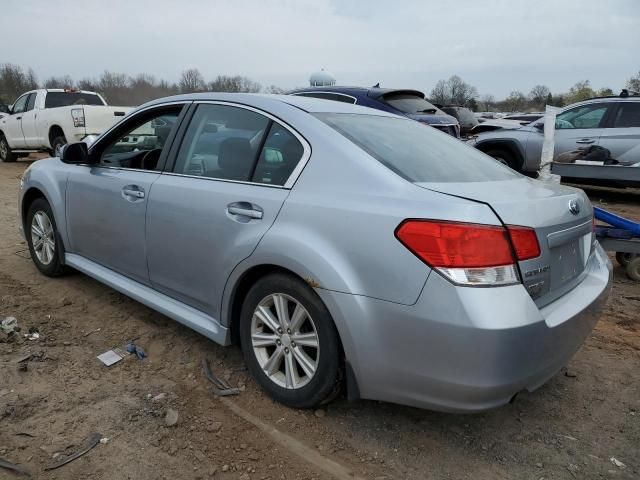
406, 113, 457, 125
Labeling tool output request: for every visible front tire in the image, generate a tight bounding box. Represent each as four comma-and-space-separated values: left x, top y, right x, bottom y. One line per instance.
239, 273, 341, 408
626, 257, 640, 282
0, 134, 16, 162
485, 148, 520, 171
51, 136, 67, 158
26, 198, 67, 277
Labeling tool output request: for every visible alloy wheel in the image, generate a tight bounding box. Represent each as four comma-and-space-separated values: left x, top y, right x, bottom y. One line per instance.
251, 293, 320, 389
31, 211, 55, 265
0, 139, 7, 159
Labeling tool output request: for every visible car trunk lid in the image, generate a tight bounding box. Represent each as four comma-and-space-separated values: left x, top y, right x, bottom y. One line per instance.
416, 177, 594, 305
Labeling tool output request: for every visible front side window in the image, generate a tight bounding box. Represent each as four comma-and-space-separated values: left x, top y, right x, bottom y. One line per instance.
612, 102, 640, 128
555, 104, 608, 129
99, 107, 181, 170
316, 113, 519, 183
11, 94, 29, 114
25, 94, 36, 112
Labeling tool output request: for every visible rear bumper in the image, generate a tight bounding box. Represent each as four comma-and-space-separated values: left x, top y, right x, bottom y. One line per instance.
319, 243, 612, 412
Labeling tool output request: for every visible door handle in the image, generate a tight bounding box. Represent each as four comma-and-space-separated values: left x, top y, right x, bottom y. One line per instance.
16, 116, 22, 120
576, 139, 595, 144
227, 202, 263, 219
122, 186, 145, 199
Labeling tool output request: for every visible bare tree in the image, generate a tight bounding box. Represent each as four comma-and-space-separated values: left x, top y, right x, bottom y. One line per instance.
505, 91, 526, 111
429, 79, 449, 105
264, 85, 286, 94
429, 75, 477, 107
44, 75, 74, 89
567, 80, 594, 103
208, 75, 261, 93
0, 63, 38, 103
77, 77, 99, 91
626, 70, 640, 92
479, 94, 495, 111
529, 85, 550, 108
179, 68, 205, 93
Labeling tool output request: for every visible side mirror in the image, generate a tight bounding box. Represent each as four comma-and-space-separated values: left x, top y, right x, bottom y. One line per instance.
60, 142, 91, 164
0, 104, 9, 114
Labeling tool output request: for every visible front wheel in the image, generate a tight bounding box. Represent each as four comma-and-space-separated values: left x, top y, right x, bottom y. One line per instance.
239, 273, 342, 408
0, 134, 16, 162
26, 198, 67, 277
626, 257, 640, 282
616, 251, 637, 267
485, 148, 520, 171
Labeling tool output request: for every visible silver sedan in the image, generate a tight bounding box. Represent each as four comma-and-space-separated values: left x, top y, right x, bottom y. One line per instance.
18, 93, 612, 412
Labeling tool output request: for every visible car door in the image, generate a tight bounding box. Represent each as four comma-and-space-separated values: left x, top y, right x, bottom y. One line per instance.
552, 102, 611, 159
20, 93, 38, 147
1, 93, 29, 148
598, 101, 640, 165
146, 102, 309, 318
65, 103, 187, 285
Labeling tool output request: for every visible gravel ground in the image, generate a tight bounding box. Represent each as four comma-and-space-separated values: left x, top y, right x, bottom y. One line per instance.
1, 157, 638, 480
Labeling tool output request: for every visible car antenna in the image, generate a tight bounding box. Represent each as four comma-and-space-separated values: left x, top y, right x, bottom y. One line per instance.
372, 82, 380, 88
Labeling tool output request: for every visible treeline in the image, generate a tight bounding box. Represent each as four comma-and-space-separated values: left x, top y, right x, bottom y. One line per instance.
0, 64, 285, 106
430, 71, 640, 113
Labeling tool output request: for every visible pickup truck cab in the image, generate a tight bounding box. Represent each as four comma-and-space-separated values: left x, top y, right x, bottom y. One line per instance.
0, 89, 131, 162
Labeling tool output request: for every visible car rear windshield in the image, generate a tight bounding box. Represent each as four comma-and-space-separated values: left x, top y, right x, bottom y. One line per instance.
315, 113, 519, 183
44, 92, 104, 108
383, 93, 439, 114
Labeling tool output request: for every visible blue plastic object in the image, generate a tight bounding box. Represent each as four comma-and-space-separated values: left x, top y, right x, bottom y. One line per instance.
126, 342, 147, 360
593, 207, 640, 236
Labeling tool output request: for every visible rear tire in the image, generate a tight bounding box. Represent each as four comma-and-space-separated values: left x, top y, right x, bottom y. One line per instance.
616, 251, 637, 267
26, 198, 67, 277
626, 257, 640, 282
239, 273, 342, 408
51, 136, 67, 158
485, 148, 520, 171
0, 134, 16, 162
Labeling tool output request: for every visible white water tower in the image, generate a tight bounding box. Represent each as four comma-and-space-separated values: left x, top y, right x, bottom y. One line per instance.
309, 69, 336, 87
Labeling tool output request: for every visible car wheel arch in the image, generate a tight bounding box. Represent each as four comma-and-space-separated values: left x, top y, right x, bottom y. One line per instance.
22, 187, 68, 263
48, 125, 65, 148
476, 140, 524, 170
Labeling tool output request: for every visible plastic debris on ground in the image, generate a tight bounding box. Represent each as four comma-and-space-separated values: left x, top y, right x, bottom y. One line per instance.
97, 348, 125, 367
126, 342, 147, 360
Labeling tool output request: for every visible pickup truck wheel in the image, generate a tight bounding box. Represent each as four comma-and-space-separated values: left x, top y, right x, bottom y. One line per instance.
51, 136, 67, 158
616, 252, 637, 267
485, 148, 519, 171
0, 135, 17, 162
626, 257, 640, 282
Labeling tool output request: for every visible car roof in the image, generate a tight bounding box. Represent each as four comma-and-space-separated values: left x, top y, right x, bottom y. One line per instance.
136, 92, 400, 117
288, 86, 426, 100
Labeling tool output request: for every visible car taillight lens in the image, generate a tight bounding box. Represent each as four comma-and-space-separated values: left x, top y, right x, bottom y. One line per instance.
71, 108, 85, 127
506, 226, 540, 260
395, 220, 540, 286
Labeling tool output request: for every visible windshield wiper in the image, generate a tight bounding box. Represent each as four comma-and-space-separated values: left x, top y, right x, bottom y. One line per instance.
417, 108, 437, 114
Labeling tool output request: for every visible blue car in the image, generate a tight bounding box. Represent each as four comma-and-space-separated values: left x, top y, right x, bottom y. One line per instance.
288, 86, 460, 137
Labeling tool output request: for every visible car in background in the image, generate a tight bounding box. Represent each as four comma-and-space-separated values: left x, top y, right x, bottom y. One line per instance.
442, 106, 526, 135
503, 113, 544, 123
467, 93, 640, 172
288, 86, 460, 137
0, 88, 131, 162
20, 93, 611, 413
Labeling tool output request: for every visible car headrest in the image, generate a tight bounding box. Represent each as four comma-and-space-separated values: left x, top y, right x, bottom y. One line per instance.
218, 137, 254, 180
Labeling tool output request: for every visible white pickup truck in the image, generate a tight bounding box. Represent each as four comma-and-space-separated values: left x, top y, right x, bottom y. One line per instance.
0, 89, 131, 162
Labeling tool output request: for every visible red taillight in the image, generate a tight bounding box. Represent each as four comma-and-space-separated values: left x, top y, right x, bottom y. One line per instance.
395, 220, 515, 268
506, 226, 540, 261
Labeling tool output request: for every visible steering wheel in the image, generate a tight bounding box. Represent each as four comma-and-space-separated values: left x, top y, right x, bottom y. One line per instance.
141, 149, 162, 170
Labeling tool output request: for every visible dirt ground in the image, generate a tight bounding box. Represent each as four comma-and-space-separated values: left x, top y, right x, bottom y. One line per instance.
1, 157, 638, 480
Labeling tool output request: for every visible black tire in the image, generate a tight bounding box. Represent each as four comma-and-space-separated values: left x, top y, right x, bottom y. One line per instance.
485, 148, 520, 171
239, 273, 342, 408
25, 198, 67, 277
616, 251, 637, 267
51, 136, 67, 158
0, 134, 17, 162
626, 257, 640, 282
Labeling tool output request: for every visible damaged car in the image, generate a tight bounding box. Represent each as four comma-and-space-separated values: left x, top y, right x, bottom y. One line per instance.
19, 93, 611, 412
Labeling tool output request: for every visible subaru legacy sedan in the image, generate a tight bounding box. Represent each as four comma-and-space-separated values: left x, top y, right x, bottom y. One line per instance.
18, 93, 611, 412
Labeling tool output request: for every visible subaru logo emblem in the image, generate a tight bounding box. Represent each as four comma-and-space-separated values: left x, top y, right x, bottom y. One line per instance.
569, 199, 580, 215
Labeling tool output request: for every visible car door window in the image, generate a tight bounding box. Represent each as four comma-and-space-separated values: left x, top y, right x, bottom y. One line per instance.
611, 103, 640, 128
173, 104, 270, 181
555, 104, 608, 129
99, 108, 181, 170
251, 123, 305, 185
11, 94, 29, 114
25, 94, 36, 112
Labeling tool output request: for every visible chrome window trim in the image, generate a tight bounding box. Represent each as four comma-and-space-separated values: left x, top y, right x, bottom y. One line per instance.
290, 91, 358, 105
180, 100, 312, 189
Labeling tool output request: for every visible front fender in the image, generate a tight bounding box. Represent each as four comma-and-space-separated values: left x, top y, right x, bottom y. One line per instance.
20, 159, 70, 249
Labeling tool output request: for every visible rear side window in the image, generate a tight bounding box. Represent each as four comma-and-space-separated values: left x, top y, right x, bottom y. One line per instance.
612, 102, 640, 128
383, 93, 439, 114
316, 113, 519, 183
44, 92, 104, 108
555, 104, 608, 129
252, 123, 305, 185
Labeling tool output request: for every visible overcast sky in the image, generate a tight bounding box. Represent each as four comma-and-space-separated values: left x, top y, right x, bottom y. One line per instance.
4, 0, 639, 97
